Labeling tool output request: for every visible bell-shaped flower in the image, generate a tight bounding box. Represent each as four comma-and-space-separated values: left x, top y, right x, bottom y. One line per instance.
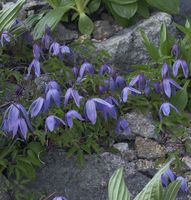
115, 119, 130, 135
109, 77, 116, 92
45, 81, 61, 93
173, 59, 189, 78
2, 103, 32, 139
176, 176, 188, 192
162, 78, 182, 98
72, 67, 79, 78
115, 76, 126, 88
45, 88, 61, 109
1, 31, 11, 46
129, 73, 146, 91
161, 63, 170, 78
33, 43, 41, 59
104, 96, 119, 107
99, 64, 113, 74
49, 42, 60, 56
161, 169, 176, 187
99, 79, 109, 93
27, 59, 40, 78
159, 102, 178, 117
64, 88, 83, 108
45, 115, 65, 132
28, 97, 45, 118
65, 110, 84, 128
171, 44, 180, 59
85, 98, 114, 124
77, 62, 94, 82
121, 86, 141, 103
53, 197, 68, 200
152, 82, 161, 94
41, 25, 51, 49
60, 45, 70, 54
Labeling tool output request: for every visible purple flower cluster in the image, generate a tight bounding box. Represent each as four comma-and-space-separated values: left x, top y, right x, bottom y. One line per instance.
161, 169, 188, 192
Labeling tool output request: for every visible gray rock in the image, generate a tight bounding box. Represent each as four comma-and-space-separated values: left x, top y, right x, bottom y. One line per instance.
126, 112, 157, 139
54, 24, 79, 43
93, 20, 116, 40
95, 12, 176, 68
25, 149, 151, 200
135, 137, 166, 159
136, 159, 156, 176
24, 0, 48, 11
113, 142, 129, 153
0, 176, 10, 200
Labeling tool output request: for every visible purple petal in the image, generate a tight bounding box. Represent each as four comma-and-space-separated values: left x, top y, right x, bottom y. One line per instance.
173, 59, 189, 78
33, 43, 41, 59
60, 45, 70, 54
49, 42, 60, 56
161, 63, 169, 78
72, 89, 83, 108
92, 98, 114, 108
29, 97, 44, 118
19, 118, 28, 140
162, 79, 171, 98
129, 75, 140, 86
66, 110, 84, 128
27, 59, 41, 78
116, 76, 126, 88
85, 100, 97, 124
46, 89, 61, 108
176, 176, 188, 192
45, 115, 55, 132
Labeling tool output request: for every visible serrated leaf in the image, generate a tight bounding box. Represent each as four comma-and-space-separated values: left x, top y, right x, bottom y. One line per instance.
78, 12, 94, 34
108, 168, 131, 200
164, 181, 181, 200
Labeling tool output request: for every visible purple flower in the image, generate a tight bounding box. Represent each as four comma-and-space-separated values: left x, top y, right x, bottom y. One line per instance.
33, 43, 41, 59
173, 59, 189, 78
161, 63, 170, 78
45, 89, 61, 109
65, 110, 84, 128
152, 82, 161, 94
60, 45, 70, 54
129, 74, 146, 91
116, 119, 130, 134
171, 44, 180, 59
1, 31, 11, 46
109, 77, 116, 91
41, 25, 51, 49
49, 42, 60, 56
176, 176, 188, 192
45, 81, 61, 93
162, 78, 182, 98
85, 98, 114, 124
121, 86, 141, 103
115, 76, 126, 88
104, 96, 119, 106
99, 79, 109, 93
28, 97, 45, 118
99, 64, 113, 74
27, 59, 40, 78
159, 102, 178, 117
161, 169, 176, 187
52, 197, 68, 200
72, 67, 79, 78
77, 62, 94, 81
45, 115, 65, 132
64, 88, 83, 108
2, 103, 32, 140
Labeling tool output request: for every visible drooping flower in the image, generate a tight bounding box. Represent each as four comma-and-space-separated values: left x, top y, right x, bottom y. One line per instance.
49, 42, 60, 56
173, 59, 189, 78
161, 63, 170, 78
115, 76, 126, 88
52, 197, 68, 200
162, 78, 182, 98
85, 98, 114, 124
152, 82, 161, 94
45, 81, 61, 93
65, 110, 84, 128
41, 25, 51, 49
159, 102, 178, 117
27, 59, 41, 78
77, 62, 94, 82
115, 119, 130, 135
121, 86, 141, 103
45, 115, 65, 132
64, 88, 83, 108
45, 88, 61, 109
99, 64, 113, 74
28, 97, 45, 118
109, 77, 116, 92
99, 79, 109, 93
72, 67, 79, 78
2, 103, 32, 140
171, 44, 180, 59
33, 43, 41, 59
1, 31, 11, 46
176, 176, 188, 192
129, 73, 146, 91
60, 45, 70, 54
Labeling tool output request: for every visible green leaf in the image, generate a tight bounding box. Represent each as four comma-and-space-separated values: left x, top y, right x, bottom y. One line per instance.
108, 0, 137, 5
137, 0, 150, 18
88, 0, 101, 13
164, 181, 181, 200
146, 0, 179, 14
171, 81, 190, 111
108, 168, 131, 200
111, 2, 137, 19
134, 159, 174, 200
159, 23, 169, 56
78, 12, 94, 34
140, 29, 160, 61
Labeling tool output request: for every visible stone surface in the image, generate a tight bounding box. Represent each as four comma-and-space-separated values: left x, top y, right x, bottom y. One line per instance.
113, 142, 129, 153
126, 112, 157, 139
135, 137, 166, 159
25, 149, 150, 200
0, 176, 10, 200
95, 12, 176, 68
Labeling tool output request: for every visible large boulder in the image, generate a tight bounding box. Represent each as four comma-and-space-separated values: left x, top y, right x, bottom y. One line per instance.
95, 12, 176, 68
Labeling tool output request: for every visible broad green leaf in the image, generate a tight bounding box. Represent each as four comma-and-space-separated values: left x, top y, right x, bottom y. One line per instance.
137, 0, 150, 18
78, 12, 94, 34
108, 168, 131, 200
134, 159, 174, 200
88, 0, 101, 13
171, 81, 190, 111
108, 0, 137, 5
146, 0, 179, 14
33, 6, 71, 39
111, 2, 137, 19
140, 30, 160, 61
164, 181, 181, 200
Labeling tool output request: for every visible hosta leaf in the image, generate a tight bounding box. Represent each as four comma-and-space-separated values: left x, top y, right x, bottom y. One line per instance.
134, 159, 174, 200
108, 168, 131, 200
146, 0, 179, 14
108, 0, 137, 5
171, 81, 190, 111
111, 2, 137, 19
164, 181, 181, 200
78, 13, 94, 35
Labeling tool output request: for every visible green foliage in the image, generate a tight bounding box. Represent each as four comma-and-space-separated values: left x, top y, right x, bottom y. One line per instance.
108, 160, 181, 200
